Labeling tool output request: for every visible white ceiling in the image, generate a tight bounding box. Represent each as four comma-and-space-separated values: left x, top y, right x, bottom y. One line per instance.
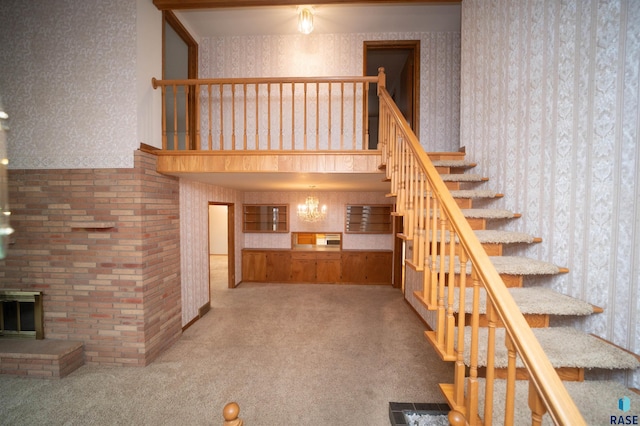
175, 3, 461, 38
168, 3, 461, 191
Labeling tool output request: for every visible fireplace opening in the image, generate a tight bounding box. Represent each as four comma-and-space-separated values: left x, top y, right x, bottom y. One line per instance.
0, 290, 44, 339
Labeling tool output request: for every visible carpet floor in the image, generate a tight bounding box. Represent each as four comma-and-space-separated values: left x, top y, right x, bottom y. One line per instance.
0, 283, 453, 426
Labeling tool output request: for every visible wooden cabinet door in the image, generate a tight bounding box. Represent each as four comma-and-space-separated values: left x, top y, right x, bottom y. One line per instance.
242, 251, 267, 282
291, 253, 316, 283
266, 251, 291, 282
316, 253, 341, 283
340, 252, 367, 283
365, 252, 392, 284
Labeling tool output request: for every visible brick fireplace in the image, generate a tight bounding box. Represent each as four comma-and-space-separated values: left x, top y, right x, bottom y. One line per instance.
0, 150, 182, 367
0, 290, 44, 339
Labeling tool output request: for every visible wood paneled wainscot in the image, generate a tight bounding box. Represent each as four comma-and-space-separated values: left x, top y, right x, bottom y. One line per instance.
241, 249, 392, 285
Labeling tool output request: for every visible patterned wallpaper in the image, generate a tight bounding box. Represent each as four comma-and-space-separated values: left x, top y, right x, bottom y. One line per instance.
199, 31, 460, 152
460, 0, 640, 387
179, 180, 244, 325
0, 0, 139, 169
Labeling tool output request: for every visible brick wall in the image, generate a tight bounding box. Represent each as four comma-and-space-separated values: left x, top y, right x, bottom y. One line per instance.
0, 150, 181, 366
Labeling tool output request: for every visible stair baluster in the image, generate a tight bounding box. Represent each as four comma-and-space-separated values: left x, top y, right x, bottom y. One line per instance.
528, 380, 547, 426
504, 334, 517, 425
484, 300, 498, 425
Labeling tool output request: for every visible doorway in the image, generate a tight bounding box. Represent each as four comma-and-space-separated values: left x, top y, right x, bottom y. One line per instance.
163, 11, 198, 150
208, 203, 236, 304
364, 40, 420, 149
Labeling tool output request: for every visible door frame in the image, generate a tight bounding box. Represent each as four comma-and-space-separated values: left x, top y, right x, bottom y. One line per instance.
363, 40, 420, 137
208, 202, 236, 293
163, 10, 198, 149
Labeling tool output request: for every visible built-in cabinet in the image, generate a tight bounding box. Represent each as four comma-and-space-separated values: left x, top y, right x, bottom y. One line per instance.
242, 249, 392, 285
243, 204, 288, 232
345, 205, 393, 233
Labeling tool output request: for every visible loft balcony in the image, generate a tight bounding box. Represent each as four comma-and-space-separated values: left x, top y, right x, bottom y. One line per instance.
151, 70, 388, 191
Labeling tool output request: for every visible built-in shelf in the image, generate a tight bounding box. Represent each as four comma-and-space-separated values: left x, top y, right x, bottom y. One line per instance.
243, 204, 289, 233
345, 204, 393, 234
70, 222, 116, 230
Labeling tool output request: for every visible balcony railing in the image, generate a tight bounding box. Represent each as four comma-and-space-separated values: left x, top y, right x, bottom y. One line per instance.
152, 72, 383, 152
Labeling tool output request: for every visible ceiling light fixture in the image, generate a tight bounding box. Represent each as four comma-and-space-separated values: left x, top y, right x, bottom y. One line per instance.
298, 6, 314, 35
297, 195, 326, 222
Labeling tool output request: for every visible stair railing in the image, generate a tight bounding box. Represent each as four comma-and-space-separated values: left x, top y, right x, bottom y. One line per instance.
377, 83, 586, 425
152, 74, 379, 152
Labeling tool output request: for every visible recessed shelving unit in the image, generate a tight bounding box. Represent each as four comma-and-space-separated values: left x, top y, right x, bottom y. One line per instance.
242, 204, 289, 233
345, 204, 393, 234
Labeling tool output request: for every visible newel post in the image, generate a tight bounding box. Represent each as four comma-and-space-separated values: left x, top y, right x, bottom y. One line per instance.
223, 402, 243, 426
377, 67, 386, 95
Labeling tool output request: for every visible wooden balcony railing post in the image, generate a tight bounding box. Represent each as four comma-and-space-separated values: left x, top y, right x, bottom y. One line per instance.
219, 84, 224, 150
352, 82, 357, 149
377, 67, 386, 93
172, 84, 178, 150
291, 83, 296, 149
207, 84, 213, 150
243, 83, 248, 150
185, 85, 191, 149
161, 85, 168, 150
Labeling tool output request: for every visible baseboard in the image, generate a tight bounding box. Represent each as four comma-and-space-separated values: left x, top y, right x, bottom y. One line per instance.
199, 302, 211, 318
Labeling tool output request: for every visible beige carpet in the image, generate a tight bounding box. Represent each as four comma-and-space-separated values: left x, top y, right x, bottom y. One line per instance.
0, 283, 453, 426
476, 378, 640, 425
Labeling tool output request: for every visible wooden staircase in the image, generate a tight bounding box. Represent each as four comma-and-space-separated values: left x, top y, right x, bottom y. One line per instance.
403, 151, 640, 423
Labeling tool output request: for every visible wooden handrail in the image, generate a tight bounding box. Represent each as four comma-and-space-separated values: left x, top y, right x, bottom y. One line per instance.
152, 73, 382, 153
377, 86, 586, 425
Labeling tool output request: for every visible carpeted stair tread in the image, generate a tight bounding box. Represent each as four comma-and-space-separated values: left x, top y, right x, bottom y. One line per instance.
474, 230, 536, 244
450, 189, 501, 199
440, 174, 487, 182
431, 160, 476, 169
460, 208, 519, 219
436, 255, 562, 275
432, 230, 537, 245
452, 287, 595, 316
474, 378, 640, 425
461, 327, 640, 370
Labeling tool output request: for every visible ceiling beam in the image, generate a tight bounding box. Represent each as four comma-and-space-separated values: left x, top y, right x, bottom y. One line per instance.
152, 0, 460, 11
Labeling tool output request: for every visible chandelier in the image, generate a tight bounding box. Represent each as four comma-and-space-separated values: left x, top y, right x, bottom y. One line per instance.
297, 195, 327, 222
